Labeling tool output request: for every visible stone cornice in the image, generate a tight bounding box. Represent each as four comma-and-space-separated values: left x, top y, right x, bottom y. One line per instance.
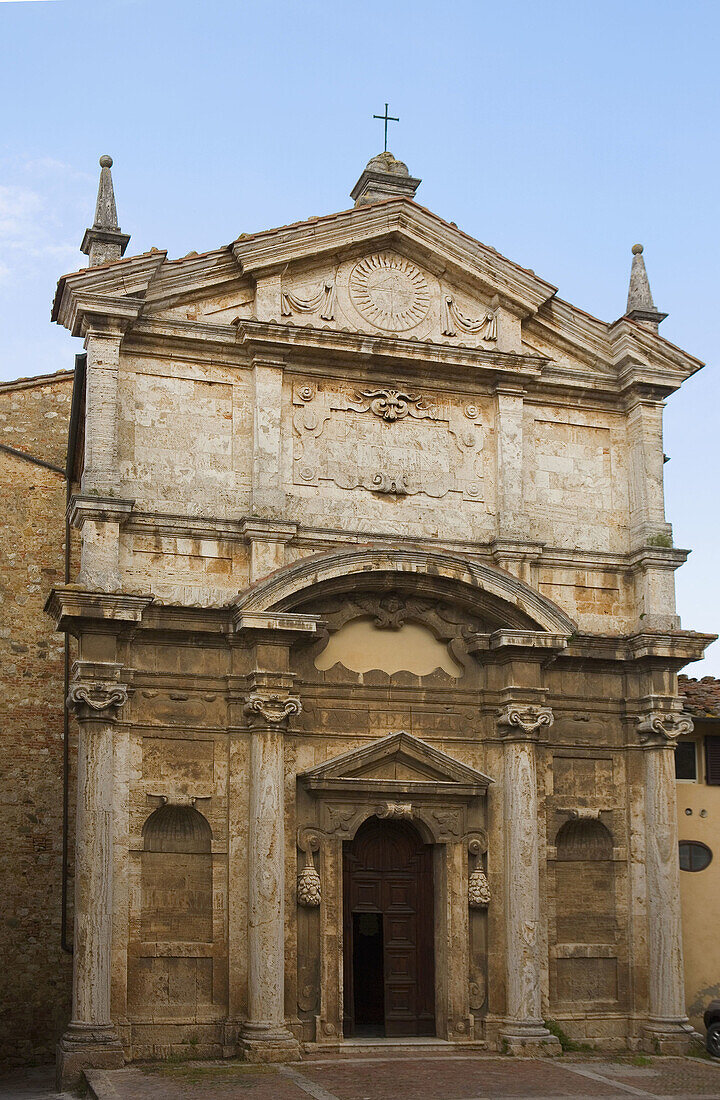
45, 586, 154, 632
233, 319, 549, 383
52, 250, 166, 332
65, 293, 143, 339
68, 494, 135, 529
231, 200, 557, 318
231, 610, 322, 637
609, 319, 703, 394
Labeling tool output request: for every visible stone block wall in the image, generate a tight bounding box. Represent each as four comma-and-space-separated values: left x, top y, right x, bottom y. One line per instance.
0, 370, 74, 1065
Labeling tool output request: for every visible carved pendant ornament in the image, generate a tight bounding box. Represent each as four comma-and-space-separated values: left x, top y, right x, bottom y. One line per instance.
441, 295, 497, 341
349, 253, 431, 331
297, 829, 321, 907
468, 833, 490, 908
292, 380, 485, 501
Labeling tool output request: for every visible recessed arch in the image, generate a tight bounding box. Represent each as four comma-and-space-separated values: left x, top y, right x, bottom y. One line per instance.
234, 547, 577, 634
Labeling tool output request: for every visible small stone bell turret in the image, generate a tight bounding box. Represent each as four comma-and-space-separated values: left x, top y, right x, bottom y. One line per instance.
624, 243, 667, 333
80, 155, 131, 267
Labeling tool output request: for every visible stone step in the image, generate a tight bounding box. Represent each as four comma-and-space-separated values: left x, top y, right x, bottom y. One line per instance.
303, 1038, 488, 1059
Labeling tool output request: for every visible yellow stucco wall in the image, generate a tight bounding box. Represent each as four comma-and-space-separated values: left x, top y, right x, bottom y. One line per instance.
676, 736, 720, 1030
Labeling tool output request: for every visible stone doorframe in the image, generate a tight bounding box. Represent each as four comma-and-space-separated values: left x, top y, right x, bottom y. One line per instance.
296, 732, 492, 1043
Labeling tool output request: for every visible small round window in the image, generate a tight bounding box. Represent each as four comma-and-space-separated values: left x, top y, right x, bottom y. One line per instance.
679, 841, 712, 872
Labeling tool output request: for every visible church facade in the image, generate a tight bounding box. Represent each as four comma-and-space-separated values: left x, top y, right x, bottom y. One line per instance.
49, 153, 713, 1087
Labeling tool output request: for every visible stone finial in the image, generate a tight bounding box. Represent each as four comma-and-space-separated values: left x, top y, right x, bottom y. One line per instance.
625, 243, 667, 333
350, 151, 421, 207
81, 155, 131, 267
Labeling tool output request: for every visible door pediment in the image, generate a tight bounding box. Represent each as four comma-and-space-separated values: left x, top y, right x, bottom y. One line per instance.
299, 731, 492, 800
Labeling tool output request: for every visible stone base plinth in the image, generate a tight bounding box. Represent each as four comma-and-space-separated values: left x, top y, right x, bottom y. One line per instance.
501, 1022, 562, 1057
56, 1023, 124, 1091
240, 1024, 301, 1063
640, 1019, 694, 1056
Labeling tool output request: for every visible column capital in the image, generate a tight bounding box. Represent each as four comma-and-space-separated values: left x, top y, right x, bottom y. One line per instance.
636, 710, 693, 748
243, 690, 301, 729
497, 703, 553, 741
67, 681, 128, 721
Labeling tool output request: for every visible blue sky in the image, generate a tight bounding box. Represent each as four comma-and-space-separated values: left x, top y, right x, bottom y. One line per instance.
1, 0, 718, 672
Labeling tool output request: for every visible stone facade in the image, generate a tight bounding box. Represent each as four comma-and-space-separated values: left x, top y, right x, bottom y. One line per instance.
44, 155, 715, 1087
0, 370, 74, 1065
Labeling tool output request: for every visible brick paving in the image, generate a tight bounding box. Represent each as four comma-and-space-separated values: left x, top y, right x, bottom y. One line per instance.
2, 1055, 720, 1100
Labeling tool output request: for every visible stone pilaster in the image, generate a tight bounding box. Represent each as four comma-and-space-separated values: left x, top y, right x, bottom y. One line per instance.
637, 709, 694, 1054
494, 385, 525, 540
81, 326, 125, 498
497, 704, 560, 1056
250, 354, 285, 518
56, 666, 128, 1091
626, 395, 671, 548
240, 688, 302, 1062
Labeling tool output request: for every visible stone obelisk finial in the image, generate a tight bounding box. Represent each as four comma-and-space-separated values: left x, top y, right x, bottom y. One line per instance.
625, 243, 667, 333
80, 155, 131, 267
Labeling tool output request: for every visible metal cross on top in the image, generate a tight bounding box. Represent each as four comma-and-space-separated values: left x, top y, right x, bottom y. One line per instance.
373, 102, 399, 152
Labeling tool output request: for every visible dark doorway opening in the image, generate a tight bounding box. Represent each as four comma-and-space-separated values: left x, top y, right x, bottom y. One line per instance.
352, 912, 385, 1035
343, 817, 435, 1038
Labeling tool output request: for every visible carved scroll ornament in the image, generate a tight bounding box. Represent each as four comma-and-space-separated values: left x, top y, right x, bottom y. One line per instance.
358, 388, 429, 422
67, 682, 128, 717
636, 711, 694, 745
375, 801, 413, 820
497, 704, 554, 739
441, 295, 497, 341
243, 692, 302, 728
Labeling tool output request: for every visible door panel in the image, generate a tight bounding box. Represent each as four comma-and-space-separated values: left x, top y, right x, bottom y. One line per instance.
343, 818, 435, 1037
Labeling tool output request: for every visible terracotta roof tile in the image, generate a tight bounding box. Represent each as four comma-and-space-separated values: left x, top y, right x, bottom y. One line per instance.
679, 675, 720, 718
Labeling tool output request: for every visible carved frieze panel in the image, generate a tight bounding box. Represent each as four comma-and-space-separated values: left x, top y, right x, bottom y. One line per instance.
292, 380, 485, 501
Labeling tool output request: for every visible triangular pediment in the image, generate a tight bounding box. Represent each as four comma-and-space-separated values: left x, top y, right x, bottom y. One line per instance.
299, 731, 492, 794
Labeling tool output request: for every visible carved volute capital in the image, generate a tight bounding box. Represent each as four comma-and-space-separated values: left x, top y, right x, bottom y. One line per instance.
243, 691, 302, 729
497, 703, 554, 741
636, 710, 694, 748
67, 681, 128, 721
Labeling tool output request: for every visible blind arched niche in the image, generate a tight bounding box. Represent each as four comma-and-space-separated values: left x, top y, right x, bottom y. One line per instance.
141, 803, 213, 943
555, 817, 615, 944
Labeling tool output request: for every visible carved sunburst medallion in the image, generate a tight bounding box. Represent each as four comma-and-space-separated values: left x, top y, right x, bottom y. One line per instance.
349, 253, 430, 331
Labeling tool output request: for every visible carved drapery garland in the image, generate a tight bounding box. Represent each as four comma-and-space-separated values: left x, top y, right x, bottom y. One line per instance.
468, 831, 490, 908
297, 828, 321, 908
441, 296, 497, 341
243, 691, 302, 728
636, 711, 694, 746
281, 278, 336, 321
67, 681, 128, 717
497, 703, 554, 739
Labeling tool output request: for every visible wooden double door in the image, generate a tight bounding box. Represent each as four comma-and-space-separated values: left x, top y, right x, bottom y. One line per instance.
343, 817, 435, 1037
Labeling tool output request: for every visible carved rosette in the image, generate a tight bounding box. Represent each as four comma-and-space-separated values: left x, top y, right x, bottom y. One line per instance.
243, 692, 302, 729
497, 704, 554, 740
66, 681, 128, 720
636, 711, 694, 747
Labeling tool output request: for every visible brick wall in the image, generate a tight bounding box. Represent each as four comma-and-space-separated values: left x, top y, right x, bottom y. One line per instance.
0, 370, 74, 1065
